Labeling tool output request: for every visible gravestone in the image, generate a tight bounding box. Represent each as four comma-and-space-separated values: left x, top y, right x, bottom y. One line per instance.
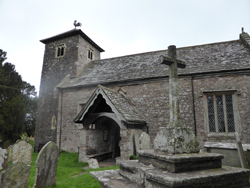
33, 141, 59, 188
0, 162, 31, 188
0, 148, 8, 170
139, 132, 151, 150
13, 141, 32, 165
7, 145, 13, 163
88, 158, 99, 169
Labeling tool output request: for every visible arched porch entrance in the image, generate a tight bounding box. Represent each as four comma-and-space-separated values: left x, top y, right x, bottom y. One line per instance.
75, 85, 148, 162
85, 115, 121, 160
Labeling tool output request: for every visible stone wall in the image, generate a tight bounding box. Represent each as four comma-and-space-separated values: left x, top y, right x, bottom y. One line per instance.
59, 72, 250, 153
194, 74, 250, 147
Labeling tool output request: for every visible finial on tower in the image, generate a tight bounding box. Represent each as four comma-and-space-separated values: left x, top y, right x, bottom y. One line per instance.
242, 27, 244, 33
74, 20, 82, 29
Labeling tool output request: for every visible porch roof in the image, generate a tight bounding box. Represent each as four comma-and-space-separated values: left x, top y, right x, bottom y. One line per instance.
74, 85, 146, 125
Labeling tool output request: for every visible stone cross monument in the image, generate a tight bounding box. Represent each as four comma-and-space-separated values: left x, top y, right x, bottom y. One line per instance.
154, 45, 199, 154
159, 45, 186, 128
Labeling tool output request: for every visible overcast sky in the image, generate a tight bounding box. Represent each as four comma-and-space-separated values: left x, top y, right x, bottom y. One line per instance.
0, 0, 249, 94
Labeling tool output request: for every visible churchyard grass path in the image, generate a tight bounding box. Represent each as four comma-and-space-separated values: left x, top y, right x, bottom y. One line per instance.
28, 141, 119, 188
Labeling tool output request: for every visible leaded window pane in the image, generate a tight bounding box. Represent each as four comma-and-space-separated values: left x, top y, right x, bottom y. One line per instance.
61, 47, 64, 56
207, 96, 216, 132
57, 48, 61, 57
216, 95, 225, 132
226, 95, 235, 132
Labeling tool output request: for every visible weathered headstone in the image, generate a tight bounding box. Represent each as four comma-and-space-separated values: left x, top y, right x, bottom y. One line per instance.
88, 158, 99, 169
2, 141, 10, 149
0, 148, 8, 170
0, 162, 31, 188
139, 132, 151, 150
7, 145, 13, 163
33, 141, 59, 188
13, 141, 32, 165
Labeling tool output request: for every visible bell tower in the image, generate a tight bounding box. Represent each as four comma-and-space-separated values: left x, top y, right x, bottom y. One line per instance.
34, 29, 104, 152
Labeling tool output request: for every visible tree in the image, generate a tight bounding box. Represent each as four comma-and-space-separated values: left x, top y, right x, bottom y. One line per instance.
0, 49, 37, 143
22, 82, 38, 137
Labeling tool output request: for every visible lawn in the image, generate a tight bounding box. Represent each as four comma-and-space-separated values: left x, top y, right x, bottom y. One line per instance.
28, 141, 119, 188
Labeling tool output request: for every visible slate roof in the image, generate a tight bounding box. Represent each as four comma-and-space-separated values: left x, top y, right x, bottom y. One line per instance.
59, 34, 250, 89
40, 29, 104, 52
74, 85, 146, 124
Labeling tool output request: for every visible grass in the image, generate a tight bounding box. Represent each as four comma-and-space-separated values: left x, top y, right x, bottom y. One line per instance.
28, 141, 119, 188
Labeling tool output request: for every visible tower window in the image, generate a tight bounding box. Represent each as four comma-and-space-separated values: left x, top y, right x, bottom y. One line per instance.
56, 44, 66, 58
88, 49, 93, 60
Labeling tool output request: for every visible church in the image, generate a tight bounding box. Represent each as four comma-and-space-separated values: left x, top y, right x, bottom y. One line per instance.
34, 27, 250, 163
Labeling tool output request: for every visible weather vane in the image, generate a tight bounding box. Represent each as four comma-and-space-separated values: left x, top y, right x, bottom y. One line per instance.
74, 20, 82, 29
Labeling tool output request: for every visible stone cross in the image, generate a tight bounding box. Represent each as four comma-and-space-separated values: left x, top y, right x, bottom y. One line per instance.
159, 45, 186, 128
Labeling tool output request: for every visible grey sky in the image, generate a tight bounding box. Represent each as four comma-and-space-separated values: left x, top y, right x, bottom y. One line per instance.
0, 0, 249, 94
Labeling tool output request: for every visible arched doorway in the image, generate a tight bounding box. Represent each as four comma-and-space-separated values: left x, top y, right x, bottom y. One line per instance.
85, 115, 121, 160
99, 118, 120, 158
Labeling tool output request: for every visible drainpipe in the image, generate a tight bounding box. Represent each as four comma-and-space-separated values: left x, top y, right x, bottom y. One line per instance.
191, 75, 197, 136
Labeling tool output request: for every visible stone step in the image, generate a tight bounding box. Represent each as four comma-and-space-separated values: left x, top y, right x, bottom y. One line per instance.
90, 169, 143, 188
94, 160, 250, 188
145, 166, 250, 188
138, 150, 223, 173
118, 160, 154, 186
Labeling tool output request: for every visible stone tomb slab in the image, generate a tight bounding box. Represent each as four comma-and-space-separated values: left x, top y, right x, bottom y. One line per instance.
145, 166, 250, 188
138, 150, 223, 173
90, 169, 144, 188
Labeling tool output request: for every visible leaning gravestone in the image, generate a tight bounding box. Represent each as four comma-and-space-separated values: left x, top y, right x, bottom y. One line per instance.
0, 148, 8, 170
139, 132, 151, 150
0, 162, 31, 188
33, 141, 59, 188
13, 141, 32, 165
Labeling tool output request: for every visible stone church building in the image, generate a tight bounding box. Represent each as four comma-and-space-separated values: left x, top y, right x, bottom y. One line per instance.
34, 28, 250, 162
